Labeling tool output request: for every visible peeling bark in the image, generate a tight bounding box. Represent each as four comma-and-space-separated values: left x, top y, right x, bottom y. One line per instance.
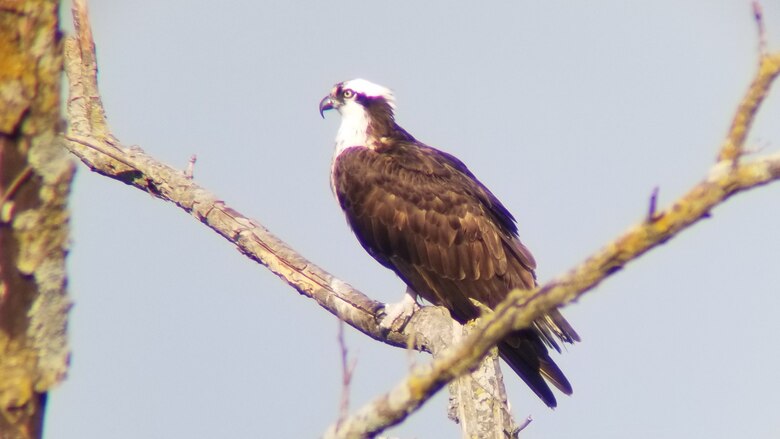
0, 1, 73, 438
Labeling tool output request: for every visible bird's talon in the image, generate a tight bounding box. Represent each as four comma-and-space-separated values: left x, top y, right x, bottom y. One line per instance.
379, 297, 420, 332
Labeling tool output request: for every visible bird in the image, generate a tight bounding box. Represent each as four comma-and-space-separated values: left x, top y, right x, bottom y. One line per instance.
319, 78, 579, 408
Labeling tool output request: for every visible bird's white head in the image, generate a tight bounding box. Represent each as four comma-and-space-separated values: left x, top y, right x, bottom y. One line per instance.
320, 79, 397, 156
319, 78, 395, 118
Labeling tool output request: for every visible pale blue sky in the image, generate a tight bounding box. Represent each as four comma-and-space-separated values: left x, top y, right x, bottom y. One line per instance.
49, 2, 780, 438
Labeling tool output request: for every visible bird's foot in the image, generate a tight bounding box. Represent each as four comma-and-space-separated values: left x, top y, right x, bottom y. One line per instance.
379, 290, 420, 332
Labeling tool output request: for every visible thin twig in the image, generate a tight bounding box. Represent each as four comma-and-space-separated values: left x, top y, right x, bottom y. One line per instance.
184, 154, 197, 179
65, 134, 139, 170
754, 1, 767, 56
337, 320, 357, 428
0, 166, 33, 208
516, 416, 532, 433
646, 186, 660, 222
717, 52, 780, 162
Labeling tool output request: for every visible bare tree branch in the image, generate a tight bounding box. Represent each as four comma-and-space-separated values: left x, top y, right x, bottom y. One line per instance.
336, 320, 357, 427
323, 42, 780, 439
718, 52, 780, 162
753, 1, 768, 56
446, 320, 519, 438
64, 0, 405, 351
62, 9, 518, 437
61, 12, 521, 424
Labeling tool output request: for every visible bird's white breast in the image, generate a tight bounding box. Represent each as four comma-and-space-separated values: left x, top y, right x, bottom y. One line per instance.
330, 101, 372, 194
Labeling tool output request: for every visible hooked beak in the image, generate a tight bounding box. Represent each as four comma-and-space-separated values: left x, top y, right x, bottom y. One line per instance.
319, 95, 335, 118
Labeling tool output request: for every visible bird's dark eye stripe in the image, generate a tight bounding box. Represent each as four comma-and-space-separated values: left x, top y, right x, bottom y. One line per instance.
355, 93, 372, 106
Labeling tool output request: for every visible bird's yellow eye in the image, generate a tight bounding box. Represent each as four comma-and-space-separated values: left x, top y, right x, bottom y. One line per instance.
343, 89, 355, 99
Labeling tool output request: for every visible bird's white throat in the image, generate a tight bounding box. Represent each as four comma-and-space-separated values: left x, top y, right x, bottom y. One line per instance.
333, 101, 371, 156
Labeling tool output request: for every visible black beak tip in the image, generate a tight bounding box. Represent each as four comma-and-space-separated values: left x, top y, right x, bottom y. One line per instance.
319, 96, 334, 118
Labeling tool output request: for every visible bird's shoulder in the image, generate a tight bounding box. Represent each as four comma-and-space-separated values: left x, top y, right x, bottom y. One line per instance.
335, 141, 507, 211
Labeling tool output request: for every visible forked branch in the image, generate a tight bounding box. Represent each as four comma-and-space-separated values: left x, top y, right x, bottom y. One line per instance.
324, 27, 780, 439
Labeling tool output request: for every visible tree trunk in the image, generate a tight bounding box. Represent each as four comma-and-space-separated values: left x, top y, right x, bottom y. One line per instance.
0, 1, 73, 438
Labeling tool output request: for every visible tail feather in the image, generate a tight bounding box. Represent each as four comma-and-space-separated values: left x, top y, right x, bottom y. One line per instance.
533, 309, 581, 353
539, 355, 572, 395
499, 316, 577, 408
498, 339, 558, 408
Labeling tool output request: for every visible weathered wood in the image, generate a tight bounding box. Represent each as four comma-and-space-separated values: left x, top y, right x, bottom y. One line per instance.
0, 1, 74, 438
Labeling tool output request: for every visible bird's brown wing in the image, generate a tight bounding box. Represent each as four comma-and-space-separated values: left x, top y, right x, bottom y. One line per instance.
333, 142, 578, 406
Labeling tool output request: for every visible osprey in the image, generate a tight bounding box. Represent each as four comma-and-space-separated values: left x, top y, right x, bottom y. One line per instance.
320, 79, 579, 407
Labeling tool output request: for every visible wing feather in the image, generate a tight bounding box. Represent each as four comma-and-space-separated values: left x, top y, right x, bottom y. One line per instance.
470, 241, 483, 280
386, 220, 403, 259
409, 208, 425, 234
426, 239, 444, 275
456, 241, 472, 279
413, 233, 427, 267
332, 143, 578, 407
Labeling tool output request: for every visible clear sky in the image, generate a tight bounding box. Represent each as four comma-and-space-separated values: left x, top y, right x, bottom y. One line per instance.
48, 2, 780, 438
